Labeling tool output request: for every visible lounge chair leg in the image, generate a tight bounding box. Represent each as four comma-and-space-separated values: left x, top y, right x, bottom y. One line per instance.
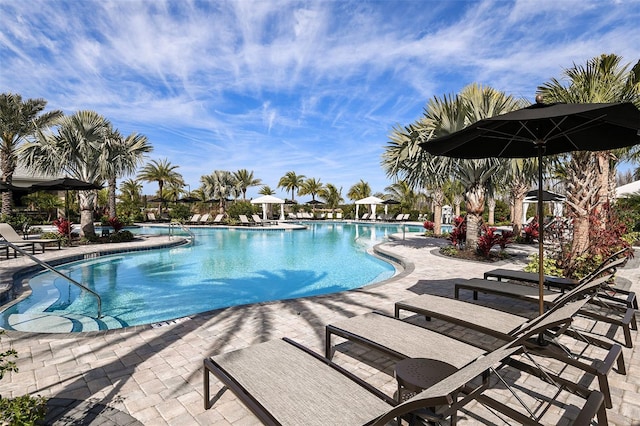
203, 359, 210, 409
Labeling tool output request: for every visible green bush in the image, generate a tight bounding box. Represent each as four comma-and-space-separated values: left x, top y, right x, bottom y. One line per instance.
169, 203, 192, 221
226, 201, 256, 218
524, 253, 564, 277
108, 230, 134, 243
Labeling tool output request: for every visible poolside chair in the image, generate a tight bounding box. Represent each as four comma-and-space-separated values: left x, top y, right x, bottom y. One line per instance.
210, 214, 224, 225
187, 214, 201, 224
204, 338, 606, 426
326, 298, 618, 412
199, 213, 211, 224
238, 215, 252, 226
483, 247, 637, 308
455, 256, 637, 347
326, 212, 333, 220
393, 213, 404, 221
394, 293, 625, 408
0, 223, 61, 255
146, 212, 157, 222
251, 214, 273, 226
336, 212, 343, 219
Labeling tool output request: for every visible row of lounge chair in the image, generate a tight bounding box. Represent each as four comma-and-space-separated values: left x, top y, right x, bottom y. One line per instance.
203, 248, 635, 424
186, 213, 225, 225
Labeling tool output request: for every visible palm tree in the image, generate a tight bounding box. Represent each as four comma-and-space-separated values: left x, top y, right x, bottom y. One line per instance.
278, 171, 305, 202
119, 179, 143, 204
0, 93, 63, 215
259, 185, 276, 196
506, 158, 540, 236
299, 178, 324, 202
201, 170, 236, 214
347, 179, 371, 201
19, 110, 109, 238
538, 54, 640, 257
319, 184, 343, 212
137, 159, 183, 215
101, 127, 152, 218
384, 181, 420, 213
233, 169, 262, 201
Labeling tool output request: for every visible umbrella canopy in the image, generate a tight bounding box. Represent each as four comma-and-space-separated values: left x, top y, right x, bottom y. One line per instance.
31, 177, 103, 191
177, 196, 200, 203
382, 199, 400, 215
421, 101, 640, 315
147, 197, 171, 203
306, 199, 324, 205
0, 182, 20, 192
524, 189, 566, 202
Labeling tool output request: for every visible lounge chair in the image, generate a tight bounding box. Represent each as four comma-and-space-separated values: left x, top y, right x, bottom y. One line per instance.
483, 247, 637, 308
360, 213, 370, 220
204, 338, 606, 425
394, 293, 625, 408
199, 213, 211, 224
187, 214, 201, 224
0, 223, 61, 255
210, 214, 224, 225
326, 212, 333, 220
455, 256, 637, 347
146, 212, 157, 222
238, 215, 252, 226
326, 298, 618, 412
251, 214, 274, 226
287, 212, 297, 220
336, 212, 342, 219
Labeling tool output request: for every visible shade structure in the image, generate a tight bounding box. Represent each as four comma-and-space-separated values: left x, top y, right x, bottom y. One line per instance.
421, 101, 640, 315
524, 189, 566, 202
306, 199, 324, 205
251, 195, 285, 220
31, 178, 103, 219
355, 196, 384, 219
0, 182, 20, 192
147, 197, 171, 203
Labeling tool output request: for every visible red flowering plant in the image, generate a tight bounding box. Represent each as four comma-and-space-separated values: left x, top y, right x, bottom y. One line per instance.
423, 220, 435, 232
523, 217, 539, 243
108, 217, 124, 233
477, 226, 514, 258
449, 215, 467, 249
53, 218, 73, 236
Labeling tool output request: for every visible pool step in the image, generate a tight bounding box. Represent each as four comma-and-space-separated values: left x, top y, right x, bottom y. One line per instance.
3, 311, 121, 333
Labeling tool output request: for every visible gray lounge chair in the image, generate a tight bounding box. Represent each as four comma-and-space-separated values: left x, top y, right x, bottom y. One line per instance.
204, 338, 606, 425
186, 214, 201, 224
394, 293, 625, 408
455, 257, 637, 348
238, 215, 252, 226
251, 214, 275, 226
326, 298, 618, 412
210, 214, 224, 225
0, 223, 61, 255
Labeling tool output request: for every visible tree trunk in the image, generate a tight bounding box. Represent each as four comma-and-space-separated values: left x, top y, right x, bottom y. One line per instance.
109, 177, 117, 218
454, 195, 462, 217
487, 198, 495, 225
565, 152, 598, 261
432, 188, 444, 236
510, 179, 529, 237
465, 185, 485, 250
1, 151, 15, 216
79, 191, 96, 238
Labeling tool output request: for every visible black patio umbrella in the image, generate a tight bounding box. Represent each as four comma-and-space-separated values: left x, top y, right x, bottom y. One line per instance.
306, 199, 324, 205
147, 196, 171, 203
524, 189, 566, 202
177, 196, 200, 203
0, 182, 20, 192
421, 100, 640, 315
31, 177, 103, 219
382, 199, 401, 215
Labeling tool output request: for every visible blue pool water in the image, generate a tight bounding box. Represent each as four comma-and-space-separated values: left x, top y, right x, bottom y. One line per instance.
0, 222, 422, 332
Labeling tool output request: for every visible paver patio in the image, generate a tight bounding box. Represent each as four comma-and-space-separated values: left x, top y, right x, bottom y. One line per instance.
0, 231, 638, 424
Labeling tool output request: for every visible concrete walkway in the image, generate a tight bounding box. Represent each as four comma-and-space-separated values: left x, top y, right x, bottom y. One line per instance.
0, 233, 638, 424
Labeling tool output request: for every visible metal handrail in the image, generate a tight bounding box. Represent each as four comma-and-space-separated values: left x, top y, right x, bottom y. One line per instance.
1, 241, 102, 318
170, 221, 195, 240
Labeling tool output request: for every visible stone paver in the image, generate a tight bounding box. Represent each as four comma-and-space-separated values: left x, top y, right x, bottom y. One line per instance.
0, 230, 638, 424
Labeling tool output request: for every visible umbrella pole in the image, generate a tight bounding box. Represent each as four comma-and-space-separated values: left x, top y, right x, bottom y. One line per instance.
537, 146, 545, 317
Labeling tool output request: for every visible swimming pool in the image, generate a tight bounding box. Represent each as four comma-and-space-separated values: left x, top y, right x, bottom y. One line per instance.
0, 222, 422, 332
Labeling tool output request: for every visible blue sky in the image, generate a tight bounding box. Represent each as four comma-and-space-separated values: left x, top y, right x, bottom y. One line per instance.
1, 0, 639, 200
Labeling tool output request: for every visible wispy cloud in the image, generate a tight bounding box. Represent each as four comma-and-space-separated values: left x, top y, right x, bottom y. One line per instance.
1, 0, 639, 197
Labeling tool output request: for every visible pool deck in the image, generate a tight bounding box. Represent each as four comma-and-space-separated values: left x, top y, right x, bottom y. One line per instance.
0, 232, 638, 424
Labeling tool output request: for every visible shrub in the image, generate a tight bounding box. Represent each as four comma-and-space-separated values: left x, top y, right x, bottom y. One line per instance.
422, 221, 435, 231
52, 218, 73, 236
523, 217, 539, 243
108, 230, 134, 243
108, 217, 124, 233
524, 253, 564, 277
449, 216, 467, 249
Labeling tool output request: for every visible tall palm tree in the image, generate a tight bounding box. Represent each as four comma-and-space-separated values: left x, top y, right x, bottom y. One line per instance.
259, 185, 276, 196
119, 179, 143, 204
347, 179, 371, 201
319, 184, 343, 212
538, 54, 640, 257
101, 127, 152, 218
278, 171, 305, 202
19, 110, 109, 238
0, 93, 62, 215
299, 177, 324, 202
233, 169, 262, 201
201, 170, 236, 214
137, 159, 183, 214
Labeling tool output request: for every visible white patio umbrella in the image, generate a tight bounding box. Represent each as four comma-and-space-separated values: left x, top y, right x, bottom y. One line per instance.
251, 195, 285, 220
355, 196, 384, 219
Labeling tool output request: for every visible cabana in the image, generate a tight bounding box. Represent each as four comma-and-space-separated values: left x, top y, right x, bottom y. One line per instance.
251, 195, 285, 220
355, 196, 383, 220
